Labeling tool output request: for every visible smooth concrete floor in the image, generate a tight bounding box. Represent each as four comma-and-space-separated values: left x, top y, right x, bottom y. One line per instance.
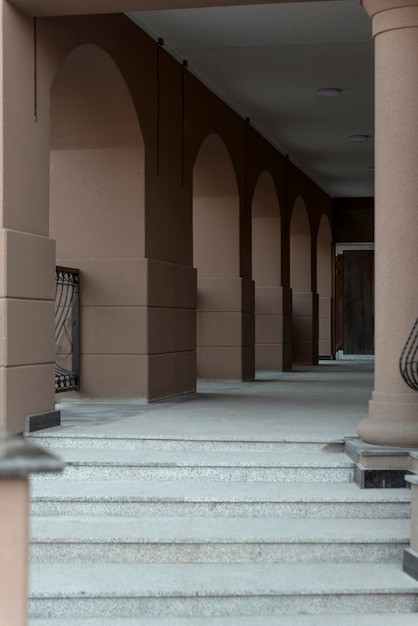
52, 361, 374, 443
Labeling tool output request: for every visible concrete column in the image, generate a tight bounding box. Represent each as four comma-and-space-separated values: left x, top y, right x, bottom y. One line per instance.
252, 172, 286, 372
358, 0, 418, 445
0, 2, 56, 433
292, 290, 319, 365
196, 277, 254, 380
317, 217, 332, 359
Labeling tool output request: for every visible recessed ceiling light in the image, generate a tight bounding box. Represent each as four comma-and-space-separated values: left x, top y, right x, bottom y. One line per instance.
349, 134, 369, 142
315, 88, 341, 98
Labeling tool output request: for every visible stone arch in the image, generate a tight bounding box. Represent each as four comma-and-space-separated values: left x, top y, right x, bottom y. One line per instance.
193, 134, 239, 278
316, 215, 333, 359
193, 133, 250, 379
290, 196, 315, 364
251, 171, 284, 371
50, 44, 146, 398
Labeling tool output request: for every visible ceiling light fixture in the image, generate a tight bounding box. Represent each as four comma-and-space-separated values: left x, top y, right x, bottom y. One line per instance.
349, 134, 369, 142
315, 88, 341, 98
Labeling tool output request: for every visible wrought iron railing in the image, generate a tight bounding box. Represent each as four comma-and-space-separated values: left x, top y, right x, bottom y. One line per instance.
55, 267, 80, 393
400, 316, 418, 392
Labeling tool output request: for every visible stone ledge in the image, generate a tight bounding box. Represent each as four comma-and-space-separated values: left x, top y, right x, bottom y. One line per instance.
406, 474, 418, 487
26, 410, 61, 433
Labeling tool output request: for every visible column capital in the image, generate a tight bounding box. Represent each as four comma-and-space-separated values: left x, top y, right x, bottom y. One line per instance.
361, 0, 418, 34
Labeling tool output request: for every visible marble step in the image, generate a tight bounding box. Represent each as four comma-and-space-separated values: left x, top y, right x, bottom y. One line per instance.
30, 516, 410, 564
30, 479, 411, 518
31, 448, 355, 482
29, 615, 418, 626
29, 562, 418, 619
26, 432, 344, 453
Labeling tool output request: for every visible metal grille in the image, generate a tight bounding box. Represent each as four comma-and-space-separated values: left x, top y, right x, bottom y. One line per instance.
399, 316, 418, 392
55, 267, 80, 393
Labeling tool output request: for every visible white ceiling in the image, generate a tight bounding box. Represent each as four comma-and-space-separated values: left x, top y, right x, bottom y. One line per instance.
129, 0, 374, 198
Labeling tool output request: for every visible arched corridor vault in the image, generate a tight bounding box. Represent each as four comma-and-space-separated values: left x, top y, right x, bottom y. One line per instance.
50, 44, 147, 399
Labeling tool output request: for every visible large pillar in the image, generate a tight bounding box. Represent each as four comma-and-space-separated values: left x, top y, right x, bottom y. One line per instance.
0, 2, 56, 433
358, 0, 418, 445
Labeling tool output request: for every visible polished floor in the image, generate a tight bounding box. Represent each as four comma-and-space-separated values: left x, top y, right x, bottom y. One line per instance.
52, 361, 374, 443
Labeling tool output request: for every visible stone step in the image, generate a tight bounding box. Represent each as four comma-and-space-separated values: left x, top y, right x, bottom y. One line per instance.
28, 615, 418, 626
30, 516, 409, 564
26, 432, 344, 453
29, 562, 418, 619
31, 448, 354, 482
30, 479, 410, 518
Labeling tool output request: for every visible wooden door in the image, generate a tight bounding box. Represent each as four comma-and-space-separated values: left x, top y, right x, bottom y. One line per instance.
335, 249, 374, 356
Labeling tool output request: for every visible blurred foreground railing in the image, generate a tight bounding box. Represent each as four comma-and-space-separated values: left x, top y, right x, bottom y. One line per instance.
0, 431, 62, 625
399, 316, 418, 392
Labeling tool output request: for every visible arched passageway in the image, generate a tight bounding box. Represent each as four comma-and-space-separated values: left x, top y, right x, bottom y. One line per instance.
193, 134, 251, 379
252, 171, 284, 371
290, 197, 315, 364
316, 215, 333, 359
50, 44, 146, 398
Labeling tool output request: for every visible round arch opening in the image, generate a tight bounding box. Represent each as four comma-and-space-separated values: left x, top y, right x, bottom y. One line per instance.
192, 133, 244, 380
50, 44, 146, 399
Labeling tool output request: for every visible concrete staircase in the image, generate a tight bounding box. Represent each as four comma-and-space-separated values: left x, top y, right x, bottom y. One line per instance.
26, 431, 418, 624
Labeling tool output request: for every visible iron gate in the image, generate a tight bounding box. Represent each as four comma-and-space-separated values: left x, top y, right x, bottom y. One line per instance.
55, 266, 80, 393
400, 316, 418, 392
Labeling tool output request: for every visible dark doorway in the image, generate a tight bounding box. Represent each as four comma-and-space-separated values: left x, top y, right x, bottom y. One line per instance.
336, 247, 374, 357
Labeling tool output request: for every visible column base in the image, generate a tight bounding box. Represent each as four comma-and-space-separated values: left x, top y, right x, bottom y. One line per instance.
345, 436, 417, 488
358, 415, 418, 447
403, 548, 418, 582
358, 390, 418, 446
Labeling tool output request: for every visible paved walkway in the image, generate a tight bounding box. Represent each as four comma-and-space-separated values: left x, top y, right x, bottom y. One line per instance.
53, 361, 374, 443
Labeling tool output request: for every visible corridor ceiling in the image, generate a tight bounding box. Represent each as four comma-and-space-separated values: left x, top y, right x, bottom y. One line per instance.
14, 0, 374, 198
129, 0, 374, 198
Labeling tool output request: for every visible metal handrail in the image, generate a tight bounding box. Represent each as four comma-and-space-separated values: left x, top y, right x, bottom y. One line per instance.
399, 316, 418, 392
55, 267, 80, 393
